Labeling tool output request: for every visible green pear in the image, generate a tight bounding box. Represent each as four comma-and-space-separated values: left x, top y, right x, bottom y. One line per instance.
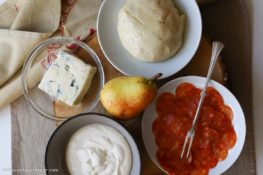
100, 73, 162, 119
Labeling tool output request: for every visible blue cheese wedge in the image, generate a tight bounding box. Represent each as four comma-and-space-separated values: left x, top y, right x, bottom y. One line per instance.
38, 51, 97, 106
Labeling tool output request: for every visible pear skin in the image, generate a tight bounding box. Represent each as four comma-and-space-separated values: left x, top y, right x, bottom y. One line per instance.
100, 76, 159, 119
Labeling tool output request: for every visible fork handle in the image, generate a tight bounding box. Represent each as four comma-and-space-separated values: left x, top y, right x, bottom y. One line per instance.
191, 41, 224, 128
204, 42, 225, 90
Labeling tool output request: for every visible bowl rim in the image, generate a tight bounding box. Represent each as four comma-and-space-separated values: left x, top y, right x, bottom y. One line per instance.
21, 37, 105, 121
97, 0, 202, 79
141, 76, 246, 175
44, 112, 141, 175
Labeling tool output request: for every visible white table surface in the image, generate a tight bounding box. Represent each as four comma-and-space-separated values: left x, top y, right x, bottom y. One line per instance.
0, 106, 11, 175
0, 0, 262, 174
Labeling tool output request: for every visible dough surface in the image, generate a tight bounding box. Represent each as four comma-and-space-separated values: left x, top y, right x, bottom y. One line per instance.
117, 0, 185, 62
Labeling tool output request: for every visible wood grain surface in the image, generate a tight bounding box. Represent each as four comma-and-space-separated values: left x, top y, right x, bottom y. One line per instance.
11, 0, 255, 174
54, 35, 225, 118
54, 34, 225, 175
201, 0, 255, 174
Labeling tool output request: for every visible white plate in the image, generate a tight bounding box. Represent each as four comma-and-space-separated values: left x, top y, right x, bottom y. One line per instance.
142, 76, 246, 175
97, 0, 202, 79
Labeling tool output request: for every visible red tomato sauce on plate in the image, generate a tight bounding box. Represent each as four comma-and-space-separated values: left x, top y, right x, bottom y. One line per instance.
152, 83, 236, 175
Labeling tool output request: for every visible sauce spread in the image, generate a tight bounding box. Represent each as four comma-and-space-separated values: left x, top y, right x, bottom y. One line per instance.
153, 83, 236, 175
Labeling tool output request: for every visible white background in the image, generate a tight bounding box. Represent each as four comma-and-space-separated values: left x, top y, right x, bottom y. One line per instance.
0, 3, 12, 175
0, 0, 11, 167
0, 0, 262, 174
0, 107, 11, 175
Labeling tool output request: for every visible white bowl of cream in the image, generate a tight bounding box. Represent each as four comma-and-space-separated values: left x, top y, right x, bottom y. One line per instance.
45, 113, 141, 175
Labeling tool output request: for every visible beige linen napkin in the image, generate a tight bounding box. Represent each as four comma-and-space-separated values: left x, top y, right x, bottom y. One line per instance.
0, 0, 101, 109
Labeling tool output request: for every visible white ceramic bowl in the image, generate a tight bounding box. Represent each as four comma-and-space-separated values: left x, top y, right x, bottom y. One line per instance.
45, 113, 141, 175
97, 0, 202, 79
142, 76, 246, 175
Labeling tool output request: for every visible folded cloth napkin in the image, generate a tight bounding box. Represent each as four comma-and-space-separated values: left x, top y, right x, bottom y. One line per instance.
0, 0, 101, 109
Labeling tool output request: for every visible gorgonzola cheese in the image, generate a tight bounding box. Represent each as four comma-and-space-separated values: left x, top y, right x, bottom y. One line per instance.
38, 51, 97, 106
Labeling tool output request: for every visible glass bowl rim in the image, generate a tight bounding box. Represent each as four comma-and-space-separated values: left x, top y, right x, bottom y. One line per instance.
21, 36, 105, 121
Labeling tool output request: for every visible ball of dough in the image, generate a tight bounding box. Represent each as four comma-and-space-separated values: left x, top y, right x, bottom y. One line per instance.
117, 0, 185, 62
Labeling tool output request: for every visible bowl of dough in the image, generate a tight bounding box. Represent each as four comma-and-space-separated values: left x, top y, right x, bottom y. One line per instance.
21, 37, 105, 121
97, 0, 202, 79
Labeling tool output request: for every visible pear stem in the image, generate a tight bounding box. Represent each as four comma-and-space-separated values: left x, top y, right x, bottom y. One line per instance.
149, 73, 163, 82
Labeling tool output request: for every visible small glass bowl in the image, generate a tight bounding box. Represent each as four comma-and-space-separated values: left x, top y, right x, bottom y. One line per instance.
22, 37, 105, 121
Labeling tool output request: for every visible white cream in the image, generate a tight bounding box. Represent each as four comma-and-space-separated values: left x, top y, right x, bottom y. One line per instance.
66, 123, 132, 175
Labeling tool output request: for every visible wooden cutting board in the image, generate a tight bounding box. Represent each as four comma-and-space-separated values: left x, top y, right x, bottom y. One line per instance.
54, 34, 225, 118
52, 34, 226, 175
11, 0, 255, 174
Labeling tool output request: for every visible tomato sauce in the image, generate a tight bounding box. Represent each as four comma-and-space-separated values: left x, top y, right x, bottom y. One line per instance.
153, 83, 236, 175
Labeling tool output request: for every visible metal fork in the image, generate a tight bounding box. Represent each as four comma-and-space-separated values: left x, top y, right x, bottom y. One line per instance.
180, 41, 225, 159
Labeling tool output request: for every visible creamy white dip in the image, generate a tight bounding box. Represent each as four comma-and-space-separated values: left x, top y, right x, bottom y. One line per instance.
66, 123, 132, 175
